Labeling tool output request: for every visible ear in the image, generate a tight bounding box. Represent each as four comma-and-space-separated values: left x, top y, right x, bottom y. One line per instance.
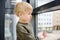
18, 13, 23, 17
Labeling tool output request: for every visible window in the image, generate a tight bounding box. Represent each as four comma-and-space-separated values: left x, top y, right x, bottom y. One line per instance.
35, 0, 54, 7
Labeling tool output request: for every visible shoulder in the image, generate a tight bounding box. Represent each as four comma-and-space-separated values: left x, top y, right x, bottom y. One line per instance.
16, 22, 24, 29
16, 22, 31, 34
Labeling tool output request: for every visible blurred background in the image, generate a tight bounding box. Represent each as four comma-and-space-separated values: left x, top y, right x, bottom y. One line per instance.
4, 0, 60, 40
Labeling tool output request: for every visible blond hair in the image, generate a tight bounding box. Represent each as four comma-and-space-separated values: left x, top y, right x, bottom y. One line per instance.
14, 2, 33, 16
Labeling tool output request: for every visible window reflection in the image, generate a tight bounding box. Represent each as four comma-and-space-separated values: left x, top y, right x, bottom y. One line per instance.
37, 10, 60, 40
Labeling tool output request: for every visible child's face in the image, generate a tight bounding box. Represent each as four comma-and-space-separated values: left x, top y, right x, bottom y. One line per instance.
19, 12, 32, 23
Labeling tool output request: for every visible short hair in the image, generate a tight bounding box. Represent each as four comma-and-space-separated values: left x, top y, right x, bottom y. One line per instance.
14, 2, 33, 16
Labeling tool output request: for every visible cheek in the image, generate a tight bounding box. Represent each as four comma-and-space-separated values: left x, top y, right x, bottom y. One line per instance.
26, 16, 30, 19
22, 15, 32, 21
28, 15, 32, 20
25, 15, 31, 20
22, 15, 29, 20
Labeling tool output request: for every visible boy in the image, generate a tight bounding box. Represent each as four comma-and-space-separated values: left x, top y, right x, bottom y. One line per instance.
14, 2, 36, 40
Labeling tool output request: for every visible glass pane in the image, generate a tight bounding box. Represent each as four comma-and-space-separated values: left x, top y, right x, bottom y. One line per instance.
37, 10, 60, 40
35, 0, 54, 7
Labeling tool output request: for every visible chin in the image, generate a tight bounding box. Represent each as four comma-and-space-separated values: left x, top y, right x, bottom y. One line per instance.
24, 20, 30, 23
